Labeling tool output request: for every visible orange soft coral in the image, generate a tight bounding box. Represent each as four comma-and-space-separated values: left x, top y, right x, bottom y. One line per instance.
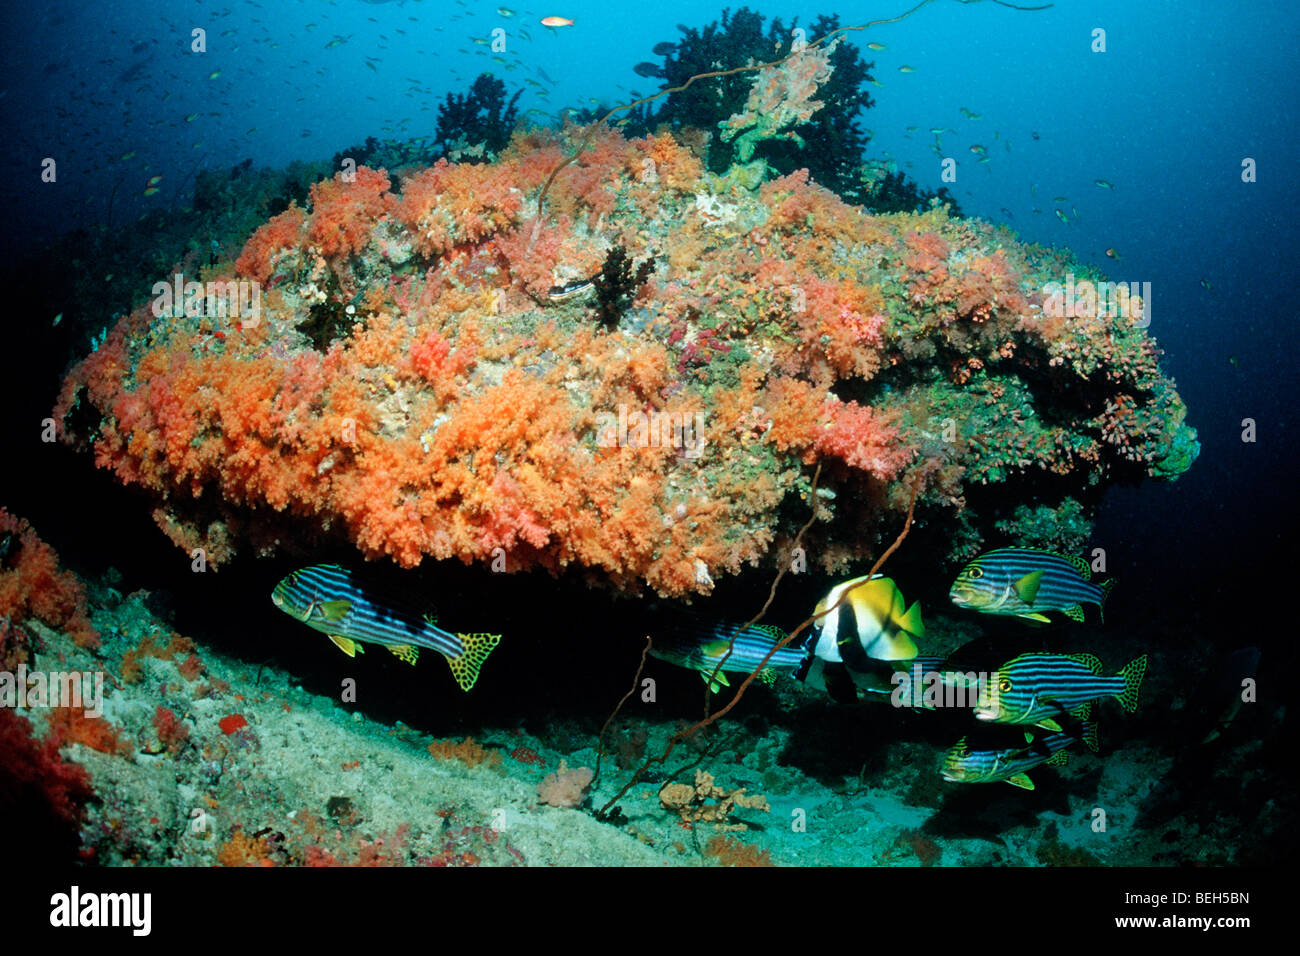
307, 165, 395, 259
395, 159, 524, 257
0, 508, 99, 655
53, 127, 1195, 596
235, 205, 306, 283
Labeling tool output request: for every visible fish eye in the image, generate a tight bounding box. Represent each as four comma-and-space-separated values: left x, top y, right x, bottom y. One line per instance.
968, 567, 983, 579
999, 678, 1012, 692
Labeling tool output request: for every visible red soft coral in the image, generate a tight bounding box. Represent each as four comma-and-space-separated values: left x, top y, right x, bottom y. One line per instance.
0, 709, 94, 860
0, 508, 99, 655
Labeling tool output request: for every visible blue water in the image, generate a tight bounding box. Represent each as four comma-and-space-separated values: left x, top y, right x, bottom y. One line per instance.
1, 0, 1295, 871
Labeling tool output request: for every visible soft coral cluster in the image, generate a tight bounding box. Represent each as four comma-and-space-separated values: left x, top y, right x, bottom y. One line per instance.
306, 166, 395, 259
0, 709, 95, 861
0, 508, 99, 666
55, 127, 1195, 595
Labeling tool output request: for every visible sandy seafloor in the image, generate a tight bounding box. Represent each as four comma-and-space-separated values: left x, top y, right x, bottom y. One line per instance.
15, 566, 1279, 869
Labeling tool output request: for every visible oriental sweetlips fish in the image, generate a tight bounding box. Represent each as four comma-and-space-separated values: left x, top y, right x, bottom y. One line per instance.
976, 652, 1147, 731
271, 564, 501, 691
650, 618, 809, 693
949, 547, 1114, 623
812, 575, 923, 664
941, 723, 1099, 790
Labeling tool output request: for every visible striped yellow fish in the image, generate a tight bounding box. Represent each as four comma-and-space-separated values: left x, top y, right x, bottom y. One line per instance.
271, 564, 501, 691
949, 547, 1114, 623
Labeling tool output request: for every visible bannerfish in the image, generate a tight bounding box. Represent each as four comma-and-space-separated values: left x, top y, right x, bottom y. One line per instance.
812, 575, 923, 664
949, 547, 1114, 623
976, 652, 1147, 730
941, 724, 1098, 789
650, 618, 809, 693
271, 564, 501, 691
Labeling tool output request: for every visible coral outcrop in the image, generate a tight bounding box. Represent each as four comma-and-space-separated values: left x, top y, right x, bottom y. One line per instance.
54, 120, 1195, 596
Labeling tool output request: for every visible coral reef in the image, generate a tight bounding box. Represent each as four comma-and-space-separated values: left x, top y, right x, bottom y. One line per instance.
591, 245, 656, 329
54, 123, 1195, 597
2, 559, 1286, 867
1, 508, 99, 668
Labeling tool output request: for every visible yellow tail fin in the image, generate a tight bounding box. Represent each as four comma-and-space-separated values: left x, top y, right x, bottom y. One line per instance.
447, 632, 503, 691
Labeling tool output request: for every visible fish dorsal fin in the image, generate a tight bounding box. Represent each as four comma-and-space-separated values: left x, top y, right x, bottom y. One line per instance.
753, 623, 788, 644
1007, 773, 1036, 790
447, 632, 502, 692
1069, 652, 1104, 675
387, 644, 419, 665
1064, 554, 1091, 580
328, 634, 361, 657
318, 600, 352, 622
1013, 570, 1044, 604
848, 576, 892, 622
423, 610, 439, 626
